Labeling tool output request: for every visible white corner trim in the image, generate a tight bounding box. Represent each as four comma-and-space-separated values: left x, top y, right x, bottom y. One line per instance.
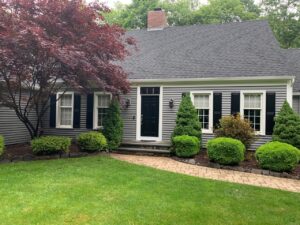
159, 86, 163, 141
56, 91, 74, 129
190, 91, 214, 134
93, 92, 112, 130
136, 87, 141, 141
240, 90, 266, 135
287, 80, 293, 107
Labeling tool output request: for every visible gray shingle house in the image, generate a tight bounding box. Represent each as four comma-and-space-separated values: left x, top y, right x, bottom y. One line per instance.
1, 9, 300, 151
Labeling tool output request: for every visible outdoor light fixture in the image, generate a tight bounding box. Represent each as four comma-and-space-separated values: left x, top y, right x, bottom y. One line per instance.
125, 98, 131, 108
169, 99, 174, 108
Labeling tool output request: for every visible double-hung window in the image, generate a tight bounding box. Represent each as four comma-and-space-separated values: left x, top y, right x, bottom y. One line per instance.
241, 91, 266, 135
56, 92, 74, 128
191, 91, 213, 133
94, 93, 111, 129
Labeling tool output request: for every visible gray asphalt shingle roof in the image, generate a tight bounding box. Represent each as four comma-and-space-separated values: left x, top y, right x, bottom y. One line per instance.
122, 20, 295, 81
286, 49, 300, 91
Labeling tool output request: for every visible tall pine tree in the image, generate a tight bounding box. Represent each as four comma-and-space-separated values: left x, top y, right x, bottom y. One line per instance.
273, 101, 300, 148
172, 95, 201, 140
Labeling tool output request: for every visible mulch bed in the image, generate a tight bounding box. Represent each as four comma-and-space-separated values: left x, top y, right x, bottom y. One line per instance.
173, 150, 300, 180
0, 143, 106, 163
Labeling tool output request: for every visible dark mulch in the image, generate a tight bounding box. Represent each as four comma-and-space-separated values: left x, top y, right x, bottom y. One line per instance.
173, 149, 300, 179
1, 143, 102, 162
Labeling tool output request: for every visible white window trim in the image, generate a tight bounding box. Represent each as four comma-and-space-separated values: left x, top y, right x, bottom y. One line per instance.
56, 91, 74, 129
240, 90, 266, 135
190, 91, 213, 134
93, 92, 112, 130
136, 86, 163, 141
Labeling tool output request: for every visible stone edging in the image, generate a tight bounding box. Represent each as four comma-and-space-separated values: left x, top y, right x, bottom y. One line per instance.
174, 157, 300, 180
0, 151, 109, 164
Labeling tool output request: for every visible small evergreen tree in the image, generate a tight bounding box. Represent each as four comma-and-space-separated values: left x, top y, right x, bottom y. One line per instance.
103, 99, 123, 150
273, 101, 300, 149
172, 95, 201, 140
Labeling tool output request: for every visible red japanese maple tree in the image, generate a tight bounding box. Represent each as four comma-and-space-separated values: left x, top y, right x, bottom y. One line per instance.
0, 0, 135, 138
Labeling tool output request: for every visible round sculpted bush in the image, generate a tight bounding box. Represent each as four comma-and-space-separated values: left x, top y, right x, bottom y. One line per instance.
173, 135, 200, 158
77, 132, 107, 152
31, 136, 71, 155
207, 137, 245, 165
255, 141, 299, 172
0, 135, 4, 156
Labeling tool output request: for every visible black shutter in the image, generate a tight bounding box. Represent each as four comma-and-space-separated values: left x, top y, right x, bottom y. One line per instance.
73, 94, 81, 129
213, 93, 222, 128
231, 93, 240, 115
49, 95, 56, 128
266, 92, 276, 135
86, 94, 94, 129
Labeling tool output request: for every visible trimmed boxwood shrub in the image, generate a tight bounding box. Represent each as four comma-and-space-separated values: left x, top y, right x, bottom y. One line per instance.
0, 135, 4, 156
207, 137, 245, 165
77, 132, 107, 152
31, 136, 71, 155
173, 135, 200, 158
255, 141, 299, 172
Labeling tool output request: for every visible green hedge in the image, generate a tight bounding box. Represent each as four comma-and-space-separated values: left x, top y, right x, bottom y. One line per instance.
31, 136, 71, 155
207, 137, 245, 165
173, 135, 200, 158
255, 141, 299, 172
77, 132, 107, 152
0, 135, 4, 156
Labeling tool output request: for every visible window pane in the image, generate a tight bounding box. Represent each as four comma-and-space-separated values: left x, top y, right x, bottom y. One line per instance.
98, 108, 108, 127
244, 109, 261, 131
60, 94, 72, 107
60, 108, 72, 126
194, 95, 209, 109
98, 95, 110, 108
244, 94, 261, 109
197, 109, 209, 129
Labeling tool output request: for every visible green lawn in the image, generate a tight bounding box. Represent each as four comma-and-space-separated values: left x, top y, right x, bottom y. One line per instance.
0, 156, 299, 225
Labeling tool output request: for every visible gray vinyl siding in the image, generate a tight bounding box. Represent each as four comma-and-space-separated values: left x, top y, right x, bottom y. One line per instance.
42, 88, 137, 141
293, 96, 300, 114
162, 85, 286, 150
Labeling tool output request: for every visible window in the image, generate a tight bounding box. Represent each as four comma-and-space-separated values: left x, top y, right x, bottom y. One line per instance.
56, 92, 74, 128
94, 93, 111, 129
191, 91, 213, 133
241, 91, 266, 135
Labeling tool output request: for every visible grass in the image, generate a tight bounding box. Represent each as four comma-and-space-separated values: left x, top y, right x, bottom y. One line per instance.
0, 156, 299, 225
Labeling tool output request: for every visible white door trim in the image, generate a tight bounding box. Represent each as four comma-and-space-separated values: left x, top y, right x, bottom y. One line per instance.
136, 86, 163, 141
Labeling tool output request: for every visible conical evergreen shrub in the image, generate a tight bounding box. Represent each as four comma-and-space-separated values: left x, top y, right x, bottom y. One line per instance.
103, 99, 123, 150
172, 95, 201, 140
273, 101, 300, 149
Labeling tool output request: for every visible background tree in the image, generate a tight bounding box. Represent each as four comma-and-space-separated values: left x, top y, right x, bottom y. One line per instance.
260, 0, 300, 48
102, 99, 123, 150
172, 95, 201, 140
273, 101, 300, 149
193, 0, 260, 24
0, 0, 135, 139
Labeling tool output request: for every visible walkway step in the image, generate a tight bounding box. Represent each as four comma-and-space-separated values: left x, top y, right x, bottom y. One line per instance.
117, 147, 170, 154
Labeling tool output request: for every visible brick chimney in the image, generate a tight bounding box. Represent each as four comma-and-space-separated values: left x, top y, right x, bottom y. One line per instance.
147, 8, 168, 31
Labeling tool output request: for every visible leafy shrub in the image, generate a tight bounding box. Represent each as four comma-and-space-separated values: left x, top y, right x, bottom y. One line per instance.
172, 95, 201, 141
273, 101, 300, 149
31, 136, 71, 155
215, 114, 255, 149
173, 135, 200, 158
0, 135, 4, 156
103, 99, 123, 150
255, 141, 299, 172
77, 132, 107, 152
207, 137, 246, 165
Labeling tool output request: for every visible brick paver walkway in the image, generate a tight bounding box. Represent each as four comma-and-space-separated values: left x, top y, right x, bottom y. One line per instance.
111, 154, 300, 193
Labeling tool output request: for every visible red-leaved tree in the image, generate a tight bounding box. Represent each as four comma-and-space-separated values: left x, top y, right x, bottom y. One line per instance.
0, 0, 135, 139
